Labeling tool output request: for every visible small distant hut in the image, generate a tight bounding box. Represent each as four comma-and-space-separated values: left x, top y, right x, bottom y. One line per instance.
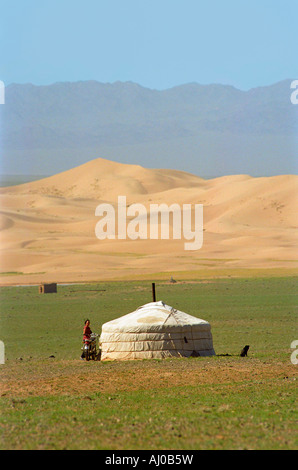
39, 283, 57, 294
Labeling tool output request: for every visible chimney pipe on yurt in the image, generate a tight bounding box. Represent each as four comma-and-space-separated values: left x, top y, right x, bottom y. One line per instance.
152, 282, 156, 302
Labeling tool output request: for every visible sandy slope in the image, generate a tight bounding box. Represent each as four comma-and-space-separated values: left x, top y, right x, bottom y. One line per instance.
0, 158, 297, 284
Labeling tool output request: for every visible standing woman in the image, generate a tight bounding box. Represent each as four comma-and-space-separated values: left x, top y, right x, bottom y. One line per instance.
81, 319, 92, 359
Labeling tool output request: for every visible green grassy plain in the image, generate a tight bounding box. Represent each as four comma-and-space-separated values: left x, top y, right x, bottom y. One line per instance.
0, 277, 297, 450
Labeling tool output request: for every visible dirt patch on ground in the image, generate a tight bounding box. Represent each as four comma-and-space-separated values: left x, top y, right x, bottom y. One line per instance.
1, 357, 296, 398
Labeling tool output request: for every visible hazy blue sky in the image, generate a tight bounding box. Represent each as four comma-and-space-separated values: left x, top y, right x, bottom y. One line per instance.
1, 0, 297, 90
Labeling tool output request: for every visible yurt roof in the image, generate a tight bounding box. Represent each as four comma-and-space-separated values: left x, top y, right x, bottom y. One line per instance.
101, 301, 211, 334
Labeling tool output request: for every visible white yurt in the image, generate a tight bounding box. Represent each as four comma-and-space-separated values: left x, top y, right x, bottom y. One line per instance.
100, 301, 215, 361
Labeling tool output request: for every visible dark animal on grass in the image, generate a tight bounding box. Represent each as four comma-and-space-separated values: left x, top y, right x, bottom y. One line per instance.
240, 345, 250, 357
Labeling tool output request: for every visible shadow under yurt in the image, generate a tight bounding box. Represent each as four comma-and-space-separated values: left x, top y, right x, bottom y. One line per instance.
100, 301, 215, 361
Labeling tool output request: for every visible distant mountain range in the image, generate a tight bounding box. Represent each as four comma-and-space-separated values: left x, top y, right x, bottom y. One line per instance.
1, 79, 297, 177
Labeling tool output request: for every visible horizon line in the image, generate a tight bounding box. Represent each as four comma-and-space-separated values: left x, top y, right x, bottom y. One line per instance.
4, 77, 295, 93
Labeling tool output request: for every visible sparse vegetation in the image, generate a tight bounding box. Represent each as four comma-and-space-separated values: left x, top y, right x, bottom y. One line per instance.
0, 277, 297, 450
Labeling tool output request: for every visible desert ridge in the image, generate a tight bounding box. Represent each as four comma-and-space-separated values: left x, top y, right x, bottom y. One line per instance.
0, 157, 297, 285
0, 157, 206, 201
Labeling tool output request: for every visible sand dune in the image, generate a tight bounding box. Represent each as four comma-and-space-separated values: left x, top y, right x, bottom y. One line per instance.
0, 157, 297, 284
1, 158, 205, 201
